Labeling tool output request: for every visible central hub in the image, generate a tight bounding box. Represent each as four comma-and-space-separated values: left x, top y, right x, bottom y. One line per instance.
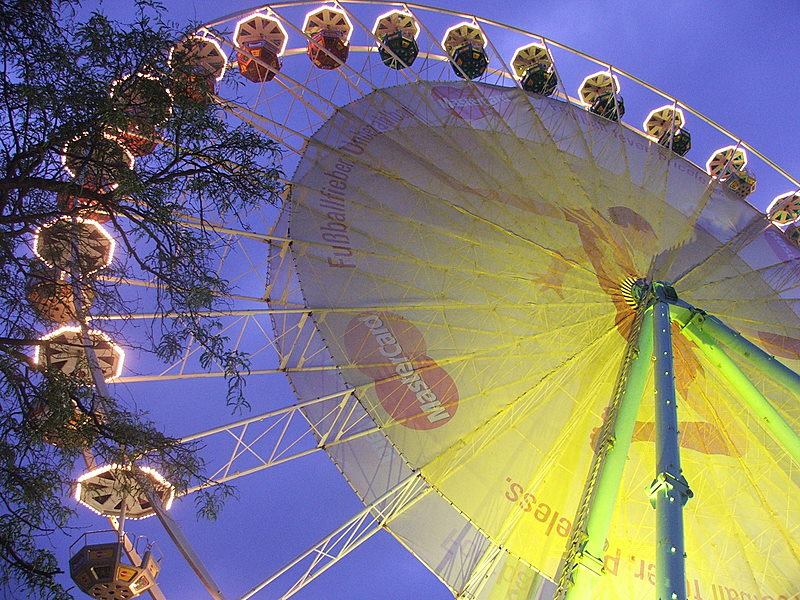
620, 276, 649, 308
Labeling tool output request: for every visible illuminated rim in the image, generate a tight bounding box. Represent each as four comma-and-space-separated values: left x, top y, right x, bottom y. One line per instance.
705, 144, 748, 177
33, 325, 125, 381
170, 34, 228, 83
372, 10, 420, 40
642, 104, 686, 140
233, 11, 289, 55
32, 216, 116, 275
109, 72, 174, 126
766, 191, 800, 226
74, 463, 175, 519
61, 132, 136, 185
510, 43, 553, 79
302, 7, 354, 43
578, 70, 621, 106
441, 22, 486, 52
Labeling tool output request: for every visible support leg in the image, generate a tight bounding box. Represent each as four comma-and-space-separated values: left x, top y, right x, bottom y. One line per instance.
561, 309, 653, 599
680, 319, 800, 466
650, 296, 692, 600
699, 314, 800, 396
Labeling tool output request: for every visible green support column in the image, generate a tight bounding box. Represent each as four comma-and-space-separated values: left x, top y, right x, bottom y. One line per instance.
680, 319, 800, 466
562, 310, 653, 600
700, 314, 800, 396
650, 292, 692, 600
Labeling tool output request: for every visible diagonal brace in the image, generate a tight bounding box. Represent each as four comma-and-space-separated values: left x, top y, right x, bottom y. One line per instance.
560, 303, 654, 600
677, 314, 800, 466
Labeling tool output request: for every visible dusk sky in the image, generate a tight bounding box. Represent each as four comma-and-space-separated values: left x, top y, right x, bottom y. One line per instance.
58, 2, 800, 600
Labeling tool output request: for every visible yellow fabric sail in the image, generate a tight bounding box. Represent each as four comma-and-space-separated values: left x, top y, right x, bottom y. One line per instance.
274, 81, 800, 599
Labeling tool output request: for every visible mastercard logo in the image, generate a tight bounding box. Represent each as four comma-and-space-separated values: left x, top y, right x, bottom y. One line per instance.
344, 313, 459, 430
432, 85, 507, 121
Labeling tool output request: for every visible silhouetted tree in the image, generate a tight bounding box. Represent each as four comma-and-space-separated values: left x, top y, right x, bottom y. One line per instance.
0, 1, 282, 596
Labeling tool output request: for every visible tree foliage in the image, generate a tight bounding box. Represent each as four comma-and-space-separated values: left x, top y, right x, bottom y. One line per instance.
0, 0, 282, 597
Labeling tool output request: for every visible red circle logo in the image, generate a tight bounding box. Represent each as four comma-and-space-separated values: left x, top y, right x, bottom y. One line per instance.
433, 85, 504, 121
344, 313, 459, 429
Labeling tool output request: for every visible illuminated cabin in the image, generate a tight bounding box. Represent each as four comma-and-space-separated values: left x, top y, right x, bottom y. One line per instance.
784, 222, 800, 247
511, 43, 557, 96
767, 192, 800, 227
75, 464, 174, 520
170, 35, 227, 99
373, 10, 419, 70
26, 263, 92, 324
706, 146, 756, 198
35, 326, 124, 383
34, 217, 115, 276
443, 23, 489, 80
579, 71, 625, 121
110, 73, 172, 156
658, 127, 691, 156
643, 105, 691, 156
706, 145, 746, 179
70, 531, 161, 600
26, 397, 94, 446
63, 133, 134, 194
725, 168, 756, 198
234, 12, 287, 82
303, 7, 352, 70
56, 187, 115, 223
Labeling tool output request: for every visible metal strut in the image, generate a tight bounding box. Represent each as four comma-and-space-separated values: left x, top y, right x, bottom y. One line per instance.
557, 284, 654, 600
671, 309, 800, 467
650, 284, 692, 600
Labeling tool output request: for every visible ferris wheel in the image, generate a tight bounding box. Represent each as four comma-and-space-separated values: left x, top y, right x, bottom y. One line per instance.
52, 2, 800, 600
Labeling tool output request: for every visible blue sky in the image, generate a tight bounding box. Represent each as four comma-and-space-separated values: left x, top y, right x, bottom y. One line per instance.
61, 2, 800, 599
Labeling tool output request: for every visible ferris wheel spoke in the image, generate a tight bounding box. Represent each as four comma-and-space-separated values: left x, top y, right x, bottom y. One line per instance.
115, 365, 345, 383
107, 299, 612, 383
182, 394, 377, 494
422, 323, 620, 486
238, 472, 430, 600
148, 494, 229, 600
670, 204, 770, 288
679, 244, 800, 301
97, 275, 271, 304
453, 542, 507, 599
180, 326, 589, 493
175, 217, 286, 244
657, 160, 749, 281
221, 100, 310, 155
